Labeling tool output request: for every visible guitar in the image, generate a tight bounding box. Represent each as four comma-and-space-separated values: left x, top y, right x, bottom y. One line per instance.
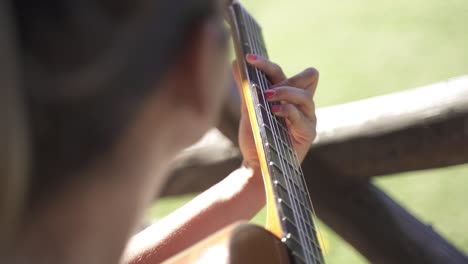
166, 1, 325, 263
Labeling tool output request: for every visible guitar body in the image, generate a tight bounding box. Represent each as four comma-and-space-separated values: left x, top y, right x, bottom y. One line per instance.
165, 222, 290, 264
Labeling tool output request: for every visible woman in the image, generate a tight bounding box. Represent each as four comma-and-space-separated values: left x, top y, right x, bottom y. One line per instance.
3, 0, 318, 263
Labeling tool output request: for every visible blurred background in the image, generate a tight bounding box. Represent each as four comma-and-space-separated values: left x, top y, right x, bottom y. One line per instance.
149, 0, 468, 262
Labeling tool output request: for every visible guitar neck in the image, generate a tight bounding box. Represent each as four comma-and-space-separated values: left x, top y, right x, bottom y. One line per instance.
226, 2, 324, 264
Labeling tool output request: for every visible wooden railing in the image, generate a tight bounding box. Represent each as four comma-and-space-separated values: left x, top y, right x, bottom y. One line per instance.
161, 75, 468, 263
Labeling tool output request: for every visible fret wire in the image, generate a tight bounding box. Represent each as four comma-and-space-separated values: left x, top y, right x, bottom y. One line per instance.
269, 75, 326, 264
242, 8, 319, 263
256, 95, 290, 135
238, 5, 324, 263
243, 8, 320, 262
281, 199, 320, 248
245, 13, 319, 263
241, 7, 313, 261
282, 217, 319, 249
242, 5, 295, 225
285, 178, 321, 253
233, 4, 322, 262
264, 57, 324, 261
241, 6, 302, 245
269, 144, 302, 184
272, 114, 324, 240
271, 90, 323, 261
274, 166, 318, 235
287, 144, 326, 262
258, 21, 323, 262
247, 10, 323, 259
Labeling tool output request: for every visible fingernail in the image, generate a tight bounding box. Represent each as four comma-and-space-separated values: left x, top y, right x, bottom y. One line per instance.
247, 54, 258, 61
264, 90, 275, 99
271, 105, 281, 113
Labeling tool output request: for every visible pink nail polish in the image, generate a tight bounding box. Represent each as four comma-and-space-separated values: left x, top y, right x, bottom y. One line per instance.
264, 90, 275, 99
271, 105, 281, 113
247, 54, 258, 61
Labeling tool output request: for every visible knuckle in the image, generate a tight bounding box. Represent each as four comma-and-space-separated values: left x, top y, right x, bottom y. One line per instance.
273, 87, 286, 97
272, 64, 283, 75
308, 101, 317, 119
302, 67, 319, 82
303, 90, 313, 99
257, 56, 267, 65
311, 112, 317, 123
272, 91, 283, 100
303, 106, 315, 120
303, 67, 319, 77
311, 130, 317, 143
283, 104, 292, 112
283, 104, 296, 116
276, 104, 287, 115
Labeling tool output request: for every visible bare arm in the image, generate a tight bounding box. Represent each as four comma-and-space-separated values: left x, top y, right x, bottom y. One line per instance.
124, 162, 264, 263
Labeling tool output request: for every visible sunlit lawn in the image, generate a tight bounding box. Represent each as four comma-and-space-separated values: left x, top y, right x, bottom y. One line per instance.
149, 1, 468, 262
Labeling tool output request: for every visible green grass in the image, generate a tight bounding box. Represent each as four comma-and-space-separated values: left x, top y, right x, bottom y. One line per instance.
149, 1, 468, 262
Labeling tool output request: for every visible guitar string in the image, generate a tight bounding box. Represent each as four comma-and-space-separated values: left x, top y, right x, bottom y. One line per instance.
244, 9, 325, 262
249, 15, 326, 264
241, 6, 318, 264
250, 32, 321, 264
230, 4, 324, 263
239, 7, 312, 263
241, 6, 324, 263
251, 19, 325, 263
244, 17, 315, 264
251, 18, 325, 260
269, 94, 324, 262
238, 5, 322, 262
278, 132, 324, 263
241, 8, 318, 264
251, 19, 324, 260
282, 131, 326, 262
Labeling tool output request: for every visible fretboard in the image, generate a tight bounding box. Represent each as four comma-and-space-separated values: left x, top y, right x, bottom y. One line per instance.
226, 3, 325, 264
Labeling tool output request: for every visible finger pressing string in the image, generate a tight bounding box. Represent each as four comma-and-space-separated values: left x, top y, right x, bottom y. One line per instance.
246, 54, 287, 84
264, 87, 314, 119
271, 104, 304, 127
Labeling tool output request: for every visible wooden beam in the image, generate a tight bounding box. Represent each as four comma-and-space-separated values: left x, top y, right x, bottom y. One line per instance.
312, 75, 468, 179
161, 130, 241, 196
302, 159, 468, 264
